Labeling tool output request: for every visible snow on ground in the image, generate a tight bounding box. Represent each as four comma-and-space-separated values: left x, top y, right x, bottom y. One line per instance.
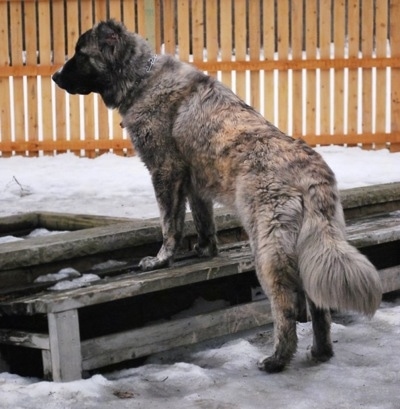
0, 146, 400, 408
1, 146, 400, 219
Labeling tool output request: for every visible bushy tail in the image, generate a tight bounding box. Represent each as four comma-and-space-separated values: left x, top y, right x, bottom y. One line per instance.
297, 214, 382, 316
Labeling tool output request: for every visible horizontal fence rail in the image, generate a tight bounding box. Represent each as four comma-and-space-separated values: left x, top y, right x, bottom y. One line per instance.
0, 0, 399, 157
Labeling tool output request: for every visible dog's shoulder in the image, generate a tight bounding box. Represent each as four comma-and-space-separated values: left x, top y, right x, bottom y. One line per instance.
151, 54, 208, 87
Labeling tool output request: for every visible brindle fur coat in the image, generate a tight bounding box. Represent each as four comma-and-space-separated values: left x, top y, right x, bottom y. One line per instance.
53, 20, 382, 373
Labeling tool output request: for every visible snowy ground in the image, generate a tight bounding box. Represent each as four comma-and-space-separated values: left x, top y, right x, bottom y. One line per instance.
0, 146, 400, 408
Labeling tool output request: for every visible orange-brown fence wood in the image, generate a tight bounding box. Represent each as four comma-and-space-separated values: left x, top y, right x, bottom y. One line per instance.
391, 0, 400, 152
0, 0, 399, 157
263, 0, 275, 123
0, 1, 11, 157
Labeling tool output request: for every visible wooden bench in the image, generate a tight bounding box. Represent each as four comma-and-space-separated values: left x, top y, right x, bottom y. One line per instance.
0, 208, 400, 381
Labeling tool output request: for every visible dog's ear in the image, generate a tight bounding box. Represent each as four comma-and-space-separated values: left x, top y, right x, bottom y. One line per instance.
97, 20, 124, 48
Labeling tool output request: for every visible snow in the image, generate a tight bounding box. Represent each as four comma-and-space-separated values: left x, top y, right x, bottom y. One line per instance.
0, 146, 400, 408
1, 146, 400, 219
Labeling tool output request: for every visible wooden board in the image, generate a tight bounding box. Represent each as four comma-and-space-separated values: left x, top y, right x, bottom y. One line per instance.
44, 310, 82, 381
81, 300, 273, 371
305, 0, 317, 137
263, 0, 275, 122
2, 208, 400, 316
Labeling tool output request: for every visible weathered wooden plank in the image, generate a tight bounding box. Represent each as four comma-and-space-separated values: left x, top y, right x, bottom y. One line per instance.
0, 221, 161, 271
0, 210, 243, 271
345, 211, 400, 247
1, 250, 254, 315
81, 300, 272, 371
2, 207, 400, 315
37, 212, 134, 230
380, 266, 400, 294
46, 310, 82, 382
341, 183, 400, 219
0, 329, 49, 350
0, 213, 39, 235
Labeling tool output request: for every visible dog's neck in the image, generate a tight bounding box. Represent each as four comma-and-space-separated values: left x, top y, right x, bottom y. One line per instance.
133, 54, 158, 86
145, 54, 158, 74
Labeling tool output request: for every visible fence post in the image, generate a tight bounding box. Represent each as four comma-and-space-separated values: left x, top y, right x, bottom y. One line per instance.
144, 0, 157, 50
391, 0, 400, 152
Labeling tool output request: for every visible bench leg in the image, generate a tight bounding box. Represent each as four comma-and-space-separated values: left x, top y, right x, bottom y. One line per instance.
43, 310, 82, 382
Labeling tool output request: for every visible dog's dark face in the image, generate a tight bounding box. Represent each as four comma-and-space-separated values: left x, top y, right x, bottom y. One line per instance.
52, 30, 103, 95
52, 20, 153, 108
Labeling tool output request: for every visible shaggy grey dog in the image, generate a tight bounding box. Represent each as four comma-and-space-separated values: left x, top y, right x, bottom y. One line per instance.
53, 19, 382, 373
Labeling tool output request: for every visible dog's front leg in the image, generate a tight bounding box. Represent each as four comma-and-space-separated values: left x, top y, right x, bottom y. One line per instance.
188, 190, 218, 258
139, 168, 188, 271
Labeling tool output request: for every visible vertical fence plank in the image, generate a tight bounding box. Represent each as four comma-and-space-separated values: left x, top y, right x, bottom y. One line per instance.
80, 0, 96, 157
38, 0, 53, 156
233, 0, 246, 100
163, 0, 175, 54
121, 0, 136, 153
390, 0, 400, 151
0, 1, 11, 156
109, 0, 126, 156
333, 0, 345, 137
361, 0, 374, 149
375, 0, 389, 149
136, 0, 146, 37
320, 0, 331, 138
177, 0, 190, 60
192, 0, 204, 63
66, 0, 81, 155
220, 0, 232, 89
205, 0, 218, 78
249, 0, 260, 112
24, 1, 39, 157
305, 0, 317, 138
347, 0, 359, 139
122, 0, 136, 32
263, 0, 275, 123
9, 2, 25, 154
53, 0, 67, 154
291, 0, 303, 137
277, 0, 289, 134
95, 0, 111, 156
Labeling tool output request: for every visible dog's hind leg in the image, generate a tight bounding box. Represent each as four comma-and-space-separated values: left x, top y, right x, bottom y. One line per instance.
256, 262, 299, 373
307, 298, 333, 362
188, 190, 218, 258
240, 194, 303, 373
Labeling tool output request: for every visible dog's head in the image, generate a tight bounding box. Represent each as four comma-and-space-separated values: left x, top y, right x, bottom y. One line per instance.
52, 20, 152, 107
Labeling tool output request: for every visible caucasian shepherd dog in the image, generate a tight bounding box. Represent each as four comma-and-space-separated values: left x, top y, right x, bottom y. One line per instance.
53, 20, 382, 373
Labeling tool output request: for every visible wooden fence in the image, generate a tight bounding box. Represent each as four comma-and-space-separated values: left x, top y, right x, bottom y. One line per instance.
0, 0, 399, 157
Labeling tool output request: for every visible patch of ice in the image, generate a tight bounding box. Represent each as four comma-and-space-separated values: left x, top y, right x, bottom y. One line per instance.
34, 267, 81, 283
48, 274, 101, 291
25, 228, 69, 238
0, 236, 24, 244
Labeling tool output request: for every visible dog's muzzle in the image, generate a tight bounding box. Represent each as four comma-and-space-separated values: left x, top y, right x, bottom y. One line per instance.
52, 69, 63, 86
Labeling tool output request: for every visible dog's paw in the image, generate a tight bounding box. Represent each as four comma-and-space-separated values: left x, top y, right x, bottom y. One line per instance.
311, 346, 334, 362
257, 356, 286, 373
194, 242, 218, 258
139, 256, 170, 271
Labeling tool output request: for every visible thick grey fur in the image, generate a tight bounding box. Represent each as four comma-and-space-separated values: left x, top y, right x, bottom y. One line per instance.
53, 20, 383, 373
